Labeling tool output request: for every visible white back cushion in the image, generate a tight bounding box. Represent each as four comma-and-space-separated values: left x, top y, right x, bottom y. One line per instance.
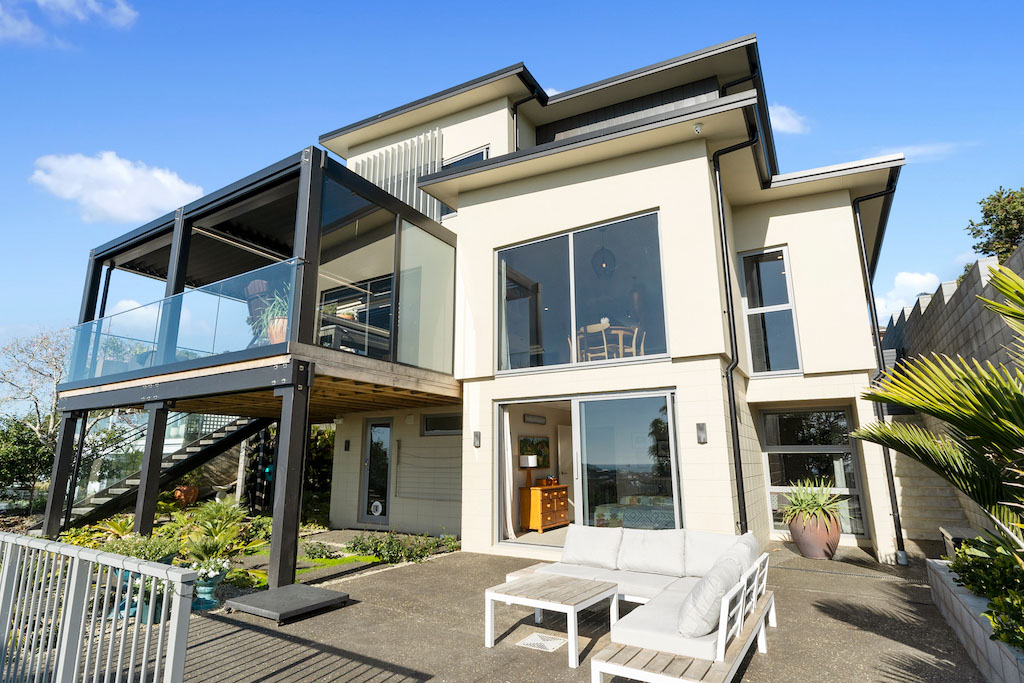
676, 543, 748, 637
733, 532, 759, 572
616, 529, 686, 576
561, 524, 622, 570
684, 531, 740, 577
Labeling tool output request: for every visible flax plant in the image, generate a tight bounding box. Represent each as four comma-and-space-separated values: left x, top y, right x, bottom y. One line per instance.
853, 265, 1024, 562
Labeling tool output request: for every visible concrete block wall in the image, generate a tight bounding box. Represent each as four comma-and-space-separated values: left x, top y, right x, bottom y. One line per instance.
882, 250, 1024, 538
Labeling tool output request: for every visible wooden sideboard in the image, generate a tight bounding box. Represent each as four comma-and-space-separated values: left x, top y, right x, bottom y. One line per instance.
520, 484, 569, 533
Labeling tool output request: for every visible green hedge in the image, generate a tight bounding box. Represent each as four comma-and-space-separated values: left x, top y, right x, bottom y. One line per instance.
950, 537, 1024, 650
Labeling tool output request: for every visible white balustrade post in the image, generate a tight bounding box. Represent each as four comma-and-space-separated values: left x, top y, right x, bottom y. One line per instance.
0, 541, 23, 662
54, 552, 91, 683
162, 578, 193, 683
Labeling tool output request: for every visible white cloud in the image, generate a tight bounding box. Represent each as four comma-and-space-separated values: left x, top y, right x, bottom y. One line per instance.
0, 3, 44, 42
34, 0, 136, 27
30, 151, 203, 223
0, 0, 136, 44
544, 87, 562, 96
769, 103, 809, 134
876, 271, 940, 322
876, 142, 970, 163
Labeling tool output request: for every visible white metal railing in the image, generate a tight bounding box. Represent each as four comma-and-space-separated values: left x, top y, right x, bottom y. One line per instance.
0, 532, 196, 682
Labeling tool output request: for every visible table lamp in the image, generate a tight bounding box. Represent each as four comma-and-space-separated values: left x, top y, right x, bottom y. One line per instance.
520, 454, 539, 487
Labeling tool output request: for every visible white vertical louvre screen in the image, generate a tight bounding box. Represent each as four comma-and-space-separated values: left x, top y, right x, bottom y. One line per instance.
0, 532, 196, 683
349, 129, 443, 221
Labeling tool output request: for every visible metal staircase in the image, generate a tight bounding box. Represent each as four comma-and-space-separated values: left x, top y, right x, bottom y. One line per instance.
63, 415, 273, 529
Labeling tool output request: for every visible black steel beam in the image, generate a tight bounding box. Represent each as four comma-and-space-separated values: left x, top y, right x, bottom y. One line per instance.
291, 147, 324, 346
43, 413, 80, 538
267, 362, 313, 589
58, 359, 303, 413
158, 208, 191, 364
134, 402, 169, 535
78, 254, 102, 324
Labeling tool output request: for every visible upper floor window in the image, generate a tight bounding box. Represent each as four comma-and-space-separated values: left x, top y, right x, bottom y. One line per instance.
440, 147, 488, 218
741, 247, 800, 375
497, 213, 667, 371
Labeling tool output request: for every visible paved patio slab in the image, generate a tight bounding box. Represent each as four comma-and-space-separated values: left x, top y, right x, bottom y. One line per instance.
183, 546, 982, 681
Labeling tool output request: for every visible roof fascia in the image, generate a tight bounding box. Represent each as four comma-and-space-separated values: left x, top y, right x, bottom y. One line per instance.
418, 90, 758, 188
319, 63, 542, 145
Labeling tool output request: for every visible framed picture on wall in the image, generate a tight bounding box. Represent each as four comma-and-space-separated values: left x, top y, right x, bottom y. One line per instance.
518, 436, 551, 469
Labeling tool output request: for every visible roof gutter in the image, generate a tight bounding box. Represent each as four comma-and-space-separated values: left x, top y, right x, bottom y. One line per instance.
511, 86, 544, 152
711, 114, 760, 535
852, 178, 908, 565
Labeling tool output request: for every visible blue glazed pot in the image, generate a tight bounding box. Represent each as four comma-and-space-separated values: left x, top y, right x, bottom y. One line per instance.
192, 572, 227, 611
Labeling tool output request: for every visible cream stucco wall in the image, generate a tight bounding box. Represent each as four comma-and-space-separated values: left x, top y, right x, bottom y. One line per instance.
446, 139, 726, 381
329, 405, 463, 537
347, 97, 514, 168
731, 191, 877, 377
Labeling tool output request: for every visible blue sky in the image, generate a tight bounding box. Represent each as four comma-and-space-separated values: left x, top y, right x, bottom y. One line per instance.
1, 1, 1021, 344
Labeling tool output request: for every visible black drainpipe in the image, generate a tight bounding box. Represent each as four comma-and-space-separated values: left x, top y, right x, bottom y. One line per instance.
852, 187, 908, 565
511, 90, 542, 152
712, 122, 760, 535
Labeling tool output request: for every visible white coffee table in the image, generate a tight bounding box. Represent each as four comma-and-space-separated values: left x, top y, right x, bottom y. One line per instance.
484, 574, 618, 668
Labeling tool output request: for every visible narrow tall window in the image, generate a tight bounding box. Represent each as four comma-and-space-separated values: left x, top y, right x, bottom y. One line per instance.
762, 410, 866, 535
742, 248, 799, 374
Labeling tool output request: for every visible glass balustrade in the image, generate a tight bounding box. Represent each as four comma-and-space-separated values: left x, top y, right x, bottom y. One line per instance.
66, 259, 299, 384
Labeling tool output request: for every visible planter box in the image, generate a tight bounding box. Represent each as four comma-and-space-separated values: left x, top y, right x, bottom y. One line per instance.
928, 559, 1024, 682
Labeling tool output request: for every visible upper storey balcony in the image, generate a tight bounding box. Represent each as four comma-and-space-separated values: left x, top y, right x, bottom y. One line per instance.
60, 147, 458, 415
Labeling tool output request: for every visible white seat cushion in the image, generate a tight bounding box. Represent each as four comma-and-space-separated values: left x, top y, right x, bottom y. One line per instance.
677, 545, 746, 637
535, 562, 605, 581
611, 591, 719, 661
616, 529, 686, 577
684, 530, 740, 577
595, 570, 677, 601
561, 524, 622, 570
664, 576, 702, 595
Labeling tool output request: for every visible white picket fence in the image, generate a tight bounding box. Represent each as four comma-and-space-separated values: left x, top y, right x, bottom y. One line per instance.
0, 532, 197, 682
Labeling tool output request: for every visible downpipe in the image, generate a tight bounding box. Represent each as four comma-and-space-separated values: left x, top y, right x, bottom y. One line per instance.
852, 189, 909, 565
511, 91, 541, 152
712, 126, 760, 535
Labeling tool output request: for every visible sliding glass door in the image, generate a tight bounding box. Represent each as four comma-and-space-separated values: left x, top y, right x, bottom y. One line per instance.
574, 393, 680, 530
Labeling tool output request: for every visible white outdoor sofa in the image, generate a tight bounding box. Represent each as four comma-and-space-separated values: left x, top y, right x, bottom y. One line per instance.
507, 524, 775, 682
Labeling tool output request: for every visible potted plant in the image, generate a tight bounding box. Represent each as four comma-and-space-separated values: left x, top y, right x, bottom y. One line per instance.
781, 478, 842, 560
189, 557, 231, 611
249, 286, 291, 345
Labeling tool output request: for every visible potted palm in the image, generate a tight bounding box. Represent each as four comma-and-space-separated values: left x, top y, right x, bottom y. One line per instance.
248, 285, 291, 345
781, 478, 842, 559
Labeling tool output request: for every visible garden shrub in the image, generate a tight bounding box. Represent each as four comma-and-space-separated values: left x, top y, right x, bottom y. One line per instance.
950, 537, 1024, 650
302, 541, 337, 560
101, 534, 180, 563
345, 531, 459, 564
245, 515, 273, 543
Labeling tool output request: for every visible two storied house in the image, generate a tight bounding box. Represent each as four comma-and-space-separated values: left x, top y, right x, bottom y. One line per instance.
45, 35, 907, 587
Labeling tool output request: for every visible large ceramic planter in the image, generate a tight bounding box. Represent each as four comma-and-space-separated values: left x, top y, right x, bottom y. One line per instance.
788, 512, 840, 559
193, 572, 227, 612
266, 317, 288, 344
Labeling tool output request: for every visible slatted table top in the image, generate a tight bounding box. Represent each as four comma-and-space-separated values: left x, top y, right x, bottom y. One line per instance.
486, 574, 617, 607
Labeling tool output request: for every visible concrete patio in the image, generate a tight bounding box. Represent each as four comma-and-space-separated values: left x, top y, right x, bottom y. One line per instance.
183, 543, 982, 682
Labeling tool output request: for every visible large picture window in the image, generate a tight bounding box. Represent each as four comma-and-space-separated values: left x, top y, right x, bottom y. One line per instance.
497, 213, 667, 371
741, 247, 800, 374
762, 409, 866, 535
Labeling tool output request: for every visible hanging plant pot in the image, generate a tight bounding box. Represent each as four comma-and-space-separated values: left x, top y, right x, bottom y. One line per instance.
789, 512, 841, 559
266, 317, 289, 344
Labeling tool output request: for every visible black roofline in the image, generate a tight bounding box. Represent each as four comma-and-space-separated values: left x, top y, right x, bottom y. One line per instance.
546, 33, 757, 104
319, 64, 545, 145
870, 165, 901, 281
417, 90, 759, 188
93, 151, 304, 262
